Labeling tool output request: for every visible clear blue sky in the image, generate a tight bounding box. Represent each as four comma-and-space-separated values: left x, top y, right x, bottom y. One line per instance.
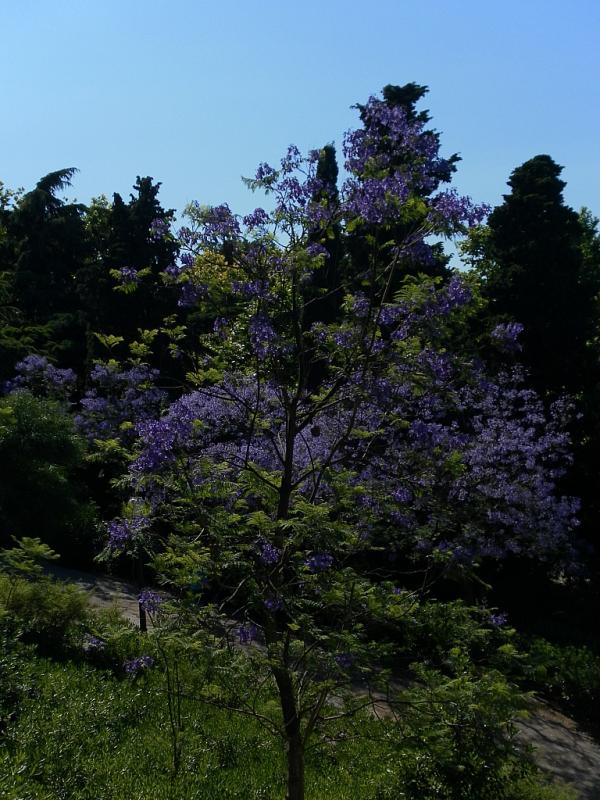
2, 0, 599, 236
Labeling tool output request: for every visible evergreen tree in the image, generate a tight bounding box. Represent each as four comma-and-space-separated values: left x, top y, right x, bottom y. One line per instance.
345, 82, 460, 289
76, 177, 179, 371
481, 155, 597, 396
0, 169, 89, 375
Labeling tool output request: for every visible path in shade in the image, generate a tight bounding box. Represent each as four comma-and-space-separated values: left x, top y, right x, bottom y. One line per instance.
516, 702, 600, 799
47, 564, 600, 798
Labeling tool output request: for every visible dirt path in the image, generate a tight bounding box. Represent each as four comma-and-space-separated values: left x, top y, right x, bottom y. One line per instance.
46, 563, 145, 626
47, 564, 600, 798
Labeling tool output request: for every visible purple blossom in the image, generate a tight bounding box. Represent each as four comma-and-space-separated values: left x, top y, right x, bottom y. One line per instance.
149, 217, 170, 240
231, 280, 271, 300
438, 275, 473, 313
429, 189, 490, 229
6, 354, 76, 400
76, 363, 166, 444
306, 242, 330, 259
179, 252, 195, 267
84, 635, 106, 652
392, 487, 413, 504
138, 589, 163, 614
107, 515, 149, 550
249, 313, 280, 359
489, 612, 508, 627
201, 204, 241, 242
116, 266, 140, 285
123, 655, 154, 674
178, 281, 208, 308
281, 144, 302, 174
263, 596, 283, 612
258, 540, 281, 565
255, 162, 277, 183
242, 207, 270, 229
304, 553, 334, 573
491, 322, 525, 354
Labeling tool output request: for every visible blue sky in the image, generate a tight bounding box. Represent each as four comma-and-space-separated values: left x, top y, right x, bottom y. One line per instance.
1, 0, 599, 239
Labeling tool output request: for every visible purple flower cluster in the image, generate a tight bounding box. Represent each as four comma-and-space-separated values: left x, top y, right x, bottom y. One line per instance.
116, 266, 140, 285
429, 190, 490, 229
76, 363, 166, 444
340, 94, 488, 232
123, 655, 154, 674
178, 281, 208, 308
491, 322, 525, 354
107, 514, 149, 549
149, 217, 170, 241
138, 589, 163, 613
242, 207, 270, 229
248, 313, 280, 360
258, 540, 281, 565
84, 635, 106, 652
238, 624, 258, 644
6, 354, 76, 400
231, 280, 271, 300
304, 553, 334, 573
306, 242, 329, 259
263, 596, 283, 612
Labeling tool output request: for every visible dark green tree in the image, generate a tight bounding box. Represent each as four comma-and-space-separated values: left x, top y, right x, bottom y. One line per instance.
75, 177, 179, 371
0, 169, 89, 376
480, 155, 597, 396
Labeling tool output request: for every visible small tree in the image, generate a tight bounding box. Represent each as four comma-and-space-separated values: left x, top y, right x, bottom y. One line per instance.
113, 92, 577, 800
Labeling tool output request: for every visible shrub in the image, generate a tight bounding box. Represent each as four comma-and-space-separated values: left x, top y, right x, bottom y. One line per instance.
0, 574, 89, 655
523, 636, 600, 728
0, 392, 97, 563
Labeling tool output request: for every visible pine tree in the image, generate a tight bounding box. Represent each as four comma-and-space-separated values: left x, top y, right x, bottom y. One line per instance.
482, 155, 596, 396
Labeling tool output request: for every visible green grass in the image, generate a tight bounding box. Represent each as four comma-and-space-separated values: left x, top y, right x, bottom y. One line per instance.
0, 656, 405, 800
0, 650, 578, 800
0, 579, 579, 800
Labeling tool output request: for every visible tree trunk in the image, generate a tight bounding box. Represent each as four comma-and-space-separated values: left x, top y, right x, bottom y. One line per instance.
286, 733, 305, 800
273, 665, 305, 800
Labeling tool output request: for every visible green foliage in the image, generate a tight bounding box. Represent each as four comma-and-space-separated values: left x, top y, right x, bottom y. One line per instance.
0, 537, 59, 579
477, 155, 597, 396
522, 637, 600, 726
392, 599, 521, 676
0, 573, 89, 655
378, 666, 532, 800
0, 633, 573, 800
0, 630, 34, 735
0, 393, 97, 561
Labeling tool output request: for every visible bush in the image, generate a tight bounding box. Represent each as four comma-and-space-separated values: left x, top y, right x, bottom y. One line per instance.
522, 636, 600, 728
0, 574, 89, 655
395, 599, 521, 674
0, 392, 97, 563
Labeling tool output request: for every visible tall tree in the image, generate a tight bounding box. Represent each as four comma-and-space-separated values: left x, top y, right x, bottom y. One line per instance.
480, 155, 597, 396
344, 82, 461, 289
113, 90, 575, 800
0, 169, 89, 374
76, 177, 179, 370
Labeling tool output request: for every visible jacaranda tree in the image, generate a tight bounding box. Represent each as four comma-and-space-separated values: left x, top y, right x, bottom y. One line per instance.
107, 91, 579, 800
